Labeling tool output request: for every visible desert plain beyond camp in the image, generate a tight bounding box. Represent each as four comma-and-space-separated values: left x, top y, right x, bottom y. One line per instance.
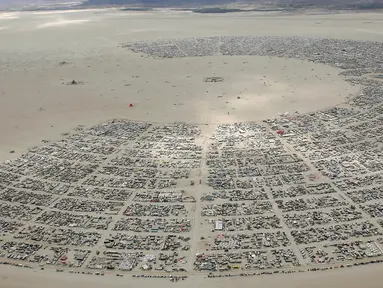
1, 8, 383, 288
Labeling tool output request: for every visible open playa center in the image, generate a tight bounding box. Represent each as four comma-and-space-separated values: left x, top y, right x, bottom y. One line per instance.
1, 8, 383, 288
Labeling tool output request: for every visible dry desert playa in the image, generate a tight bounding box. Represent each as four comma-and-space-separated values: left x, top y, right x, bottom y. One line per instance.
1, 8, 383, 288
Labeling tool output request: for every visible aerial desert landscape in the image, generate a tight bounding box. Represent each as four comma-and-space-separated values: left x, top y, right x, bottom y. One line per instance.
1, 8, 383, 288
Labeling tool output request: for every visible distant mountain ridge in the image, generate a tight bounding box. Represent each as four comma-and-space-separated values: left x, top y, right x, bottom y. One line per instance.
1, 0, 381, 5
1, 0, 382, 11
84, 0, 383, 8
86, 0, 236, 5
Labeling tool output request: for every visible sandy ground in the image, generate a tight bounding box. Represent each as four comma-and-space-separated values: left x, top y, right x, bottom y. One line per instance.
1, 8, 383, 287
1, 262, 383, 288
0, 9, 382, 161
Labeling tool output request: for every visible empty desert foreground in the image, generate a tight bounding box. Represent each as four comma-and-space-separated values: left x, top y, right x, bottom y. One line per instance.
1, 8, 383, 288
1, 263, 383, 288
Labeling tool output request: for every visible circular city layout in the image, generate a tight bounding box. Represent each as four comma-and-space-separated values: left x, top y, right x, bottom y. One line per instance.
1, 36, 383, 280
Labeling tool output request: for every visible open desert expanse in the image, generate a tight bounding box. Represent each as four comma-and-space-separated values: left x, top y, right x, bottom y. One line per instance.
1, 8, 383, 288
0, 9, 382, 160
1, 262, 383, 288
